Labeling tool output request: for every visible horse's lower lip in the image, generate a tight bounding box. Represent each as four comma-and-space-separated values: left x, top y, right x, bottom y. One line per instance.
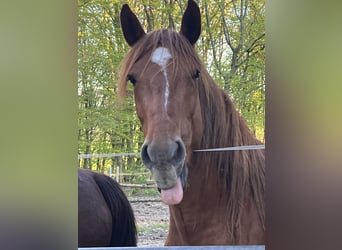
156, 164, 188, 192
157, 185, 175, 194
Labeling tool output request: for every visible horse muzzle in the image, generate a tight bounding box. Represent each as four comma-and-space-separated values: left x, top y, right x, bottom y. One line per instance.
141, 137, 188, 204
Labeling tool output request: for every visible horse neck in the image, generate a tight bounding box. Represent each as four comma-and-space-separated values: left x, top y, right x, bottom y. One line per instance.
167, 78, 265, 243
192, 76, 265, 230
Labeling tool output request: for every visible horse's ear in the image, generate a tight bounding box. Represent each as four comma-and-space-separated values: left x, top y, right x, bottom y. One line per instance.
180, 0, 201, 45
120, 4, 146, 47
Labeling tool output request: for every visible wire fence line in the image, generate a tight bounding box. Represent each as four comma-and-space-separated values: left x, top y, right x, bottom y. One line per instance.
78, 144, 265, 188
78, 144, 265, 159
193, 144, 265, 152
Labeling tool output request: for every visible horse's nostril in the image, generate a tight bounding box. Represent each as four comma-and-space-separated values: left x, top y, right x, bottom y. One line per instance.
141, 143, 152, 169
174, 140, 186, 164
141, 138, 186, 168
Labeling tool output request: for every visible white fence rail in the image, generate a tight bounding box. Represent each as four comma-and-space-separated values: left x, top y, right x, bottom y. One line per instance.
78, 152, 139, 159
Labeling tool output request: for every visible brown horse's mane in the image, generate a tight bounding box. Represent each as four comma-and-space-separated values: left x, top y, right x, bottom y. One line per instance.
118, 29, 265, 241
196, 65, 265, 239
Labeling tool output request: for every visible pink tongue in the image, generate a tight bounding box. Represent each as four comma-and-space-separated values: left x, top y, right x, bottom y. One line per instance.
160, 178, 183, 205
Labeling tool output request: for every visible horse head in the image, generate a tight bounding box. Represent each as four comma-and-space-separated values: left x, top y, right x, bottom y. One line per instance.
120, 0, 203, 205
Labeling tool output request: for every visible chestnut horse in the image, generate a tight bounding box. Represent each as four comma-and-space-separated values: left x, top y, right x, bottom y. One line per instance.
119, 0, 265, 245
78, 168, 137, 247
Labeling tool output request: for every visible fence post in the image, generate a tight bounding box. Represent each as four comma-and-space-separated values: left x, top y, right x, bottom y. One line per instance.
116, 165, 120, 183
109, 167, 113, 178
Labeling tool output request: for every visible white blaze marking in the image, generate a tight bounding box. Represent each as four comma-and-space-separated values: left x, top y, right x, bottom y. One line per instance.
151, 47, 172, 109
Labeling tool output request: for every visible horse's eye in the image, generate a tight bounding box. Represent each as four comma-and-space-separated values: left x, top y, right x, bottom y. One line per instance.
127, 74, 137, 86
192, 69, 200, 80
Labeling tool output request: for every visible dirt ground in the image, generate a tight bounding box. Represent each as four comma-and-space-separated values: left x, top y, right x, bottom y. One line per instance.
130, 200, 169, 246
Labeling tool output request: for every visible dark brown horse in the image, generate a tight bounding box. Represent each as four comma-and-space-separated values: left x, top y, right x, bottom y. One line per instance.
78, 168, 137, 247
119, 0, 264, 245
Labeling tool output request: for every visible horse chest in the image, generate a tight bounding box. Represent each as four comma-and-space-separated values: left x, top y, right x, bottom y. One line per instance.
168, 203, 232, 245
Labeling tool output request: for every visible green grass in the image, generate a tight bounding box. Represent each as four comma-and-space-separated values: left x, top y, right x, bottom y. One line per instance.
123, 187, 160, 197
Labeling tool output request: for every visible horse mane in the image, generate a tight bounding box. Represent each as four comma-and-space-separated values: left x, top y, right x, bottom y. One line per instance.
196, 70, 265, 240
118, 29, 265, 242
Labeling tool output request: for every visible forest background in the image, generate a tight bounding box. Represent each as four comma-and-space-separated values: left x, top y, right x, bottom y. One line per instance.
78, 0, 265, 179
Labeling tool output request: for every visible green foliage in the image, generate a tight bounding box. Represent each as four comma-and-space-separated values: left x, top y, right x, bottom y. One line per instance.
78, 0, 144, 172
78, 0, 265, 174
